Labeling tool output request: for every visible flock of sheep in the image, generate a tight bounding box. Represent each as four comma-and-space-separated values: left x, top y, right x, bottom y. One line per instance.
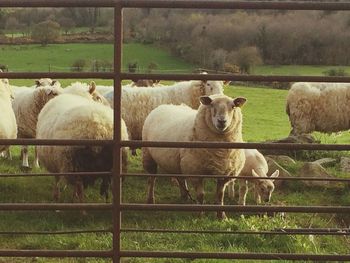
0, 73, 349, 219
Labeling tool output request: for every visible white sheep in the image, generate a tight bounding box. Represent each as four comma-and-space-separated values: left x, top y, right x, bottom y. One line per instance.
11, 78, 60, 98
105, 80, 225, 143
142, 94, 246, 219
36, 90, 128, 203
286, 82, 350, 135
0, 79, 17, 158
12, 81, 64, 168
227, 149, 279, 205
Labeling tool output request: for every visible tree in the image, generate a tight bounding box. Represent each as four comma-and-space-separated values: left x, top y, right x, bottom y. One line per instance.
57, 17, 75, 35
31, 20, 60, 46
5, 17, 20, 39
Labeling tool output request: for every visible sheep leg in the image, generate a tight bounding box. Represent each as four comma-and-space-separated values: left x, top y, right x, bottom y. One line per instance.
33, 146, 40, 168
143, 148, 158, 204
147, 177, 156, 204
193, 178, 205, 217
238, 180, 248, 205
21, 146, 30, 168
177, 178, 189, 201
216, 178, 230, 220
227, 180, 236, 200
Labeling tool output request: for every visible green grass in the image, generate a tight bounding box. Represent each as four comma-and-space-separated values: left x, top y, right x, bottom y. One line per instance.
254, 65, 350, 76
0, 43, 195, 74
1, 84, 350, 262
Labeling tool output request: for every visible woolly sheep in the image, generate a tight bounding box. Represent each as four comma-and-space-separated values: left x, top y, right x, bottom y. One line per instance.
227, 149, 279, 205
105, 80, 225, 143
286, 82, 350, 134
36, 91, 128, 203
11, 78, 60, 98
12, 81, 64, 168
143, 94, 246, 219
0, 79, 17, 158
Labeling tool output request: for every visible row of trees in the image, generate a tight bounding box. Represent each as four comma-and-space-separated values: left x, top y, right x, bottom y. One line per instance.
123, 9, 350, 71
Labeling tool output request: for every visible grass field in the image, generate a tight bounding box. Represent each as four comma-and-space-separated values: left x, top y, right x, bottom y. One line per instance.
1, 83, 349, 262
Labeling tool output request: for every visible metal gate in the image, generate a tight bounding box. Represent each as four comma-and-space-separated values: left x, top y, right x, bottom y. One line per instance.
0, 0, 350, 262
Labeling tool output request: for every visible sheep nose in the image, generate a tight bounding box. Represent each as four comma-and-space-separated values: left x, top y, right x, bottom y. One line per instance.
218, 119, 226, 127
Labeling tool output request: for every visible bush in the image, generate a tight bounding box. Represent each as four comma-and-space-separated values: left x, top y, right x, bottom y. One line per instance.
128, 61, 138, 73
31, 20, 60, 46
323, 68, 348, 76
71, 59, 86, 72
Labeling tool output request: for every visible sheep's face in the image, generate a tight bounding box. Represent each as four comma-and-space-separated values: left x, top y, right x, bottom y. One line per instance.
201, 80, 225, 96
35, 78, 61, 88
200, 95, 246, 133
253, 169, 279, 203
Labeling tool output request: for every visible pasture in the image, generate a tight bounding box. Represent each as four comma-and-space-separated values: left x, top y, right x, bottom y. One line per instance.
1, 82, 350, 262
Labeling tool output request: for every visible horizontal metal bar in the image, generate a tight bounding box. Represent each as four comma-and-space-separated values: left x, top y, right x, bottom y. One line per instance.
0, 250, 112, 258
0, 229, 112, 235
122, 140, 350, 151
0, 172, 112, 178
0, 203, 112, 211
121, 73, 350, 83
0, 139, 113, 146
0, 0, 116, 7
0, 72, 115, 79
122, 173, 350, 182
122, 228, 350, 236
120, 250, 350, 261
121, 204, 350, 213
0, 0, 350, 10
122, 0, 350, 10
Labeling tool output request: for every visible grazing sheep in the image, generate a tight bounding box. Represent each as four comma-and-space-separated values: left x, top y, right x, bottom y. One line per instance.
106, 80, 225, 142
36, 90, 128, 203
12, 82, 64, 168
227, 149, 279, 205
143, 94, 246, 219
286, 82, 350, 135
0, 79, 17, 158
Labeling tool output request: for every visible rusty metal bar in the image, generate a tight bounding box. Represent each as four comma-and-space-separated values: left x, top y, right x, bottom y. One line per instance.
112, 2, 123, 263
122, 228, 350, 236
0, 203, 112, 211
121, 173, 350, 182
120, 251, 350, 261
121, 140, 350, 150
0, 250, 112, 258
0, 72, 114, 79
0, 172, 112, 178
121, 73, 350, 83
122, 0, 350, 10
0, 139, 111, 146
121, 204, 350, 213
1, 0, 350, 10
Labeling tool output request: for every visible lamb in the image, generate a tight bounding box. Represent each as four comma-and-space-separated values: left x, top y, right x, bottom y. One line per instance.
105, 80, 225, 143
12, 81, 64, 168
0, 79, 17, 158
36, 89, 128, 203
227, 149, 279, 205
142, 94, 246, 219
286, 82, 350, 135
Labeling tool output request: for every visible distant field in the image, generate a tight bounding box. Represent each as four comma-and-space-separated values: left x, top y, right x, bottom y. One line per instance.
0, 43, 195, 73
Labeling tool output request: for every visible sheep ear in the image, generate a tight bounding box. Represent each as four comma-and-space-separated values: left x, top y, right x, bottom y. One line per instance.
200, 96, 212, 105
51, 80, 57, 86
89, 81, 96, 94
224, 80, 230, 85
35, 80, 40, 87
252, 169, 259, 177
233, 97, 247, 108
269, 170, 280, 182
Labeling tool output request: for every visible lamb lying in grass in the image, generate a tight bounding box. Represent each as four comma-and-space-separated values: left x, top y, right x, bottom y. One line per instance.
143, 94, 246, 219
227, 149, 279, 205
